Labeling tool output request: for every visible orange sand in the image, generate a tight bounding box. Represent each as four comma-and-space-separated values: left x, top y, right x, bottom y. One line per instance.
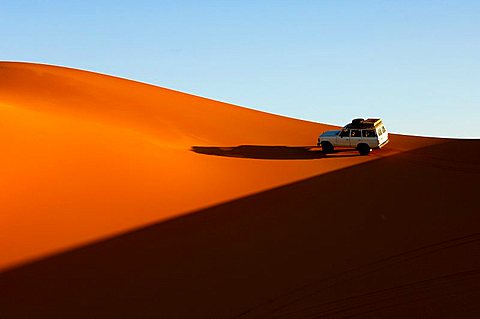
1, 62, 478, 318
0, 62, 437, 270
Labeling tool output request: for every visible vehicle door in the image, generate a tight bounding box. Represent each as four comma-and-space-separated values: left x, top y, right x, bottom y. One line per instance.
349, 129, 362, 148
336, 128, 351, 146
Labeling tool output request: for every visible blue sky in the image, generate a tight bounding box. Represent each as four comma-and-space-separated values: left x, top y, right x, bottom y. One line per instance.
2, 0, 479, 137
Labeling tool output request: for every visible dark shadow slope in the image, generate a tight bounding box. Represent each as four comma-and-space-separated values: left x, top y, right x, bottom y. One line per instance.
1, 140, 480, 319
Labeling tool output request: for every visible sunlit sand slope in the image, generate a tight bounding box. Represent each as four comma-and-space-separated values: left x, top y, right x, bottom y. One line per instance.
0, 62, 441, 271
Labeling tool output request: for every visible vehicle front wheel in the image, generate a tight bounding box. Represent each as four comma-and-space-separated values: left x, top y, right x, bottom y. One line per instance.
321, 142, 334, 153
357, 143, 371, 156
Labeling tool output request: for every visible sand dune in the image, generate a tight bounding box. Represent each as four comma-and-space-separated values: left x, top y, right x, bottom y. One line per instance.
1, 62, 478, 318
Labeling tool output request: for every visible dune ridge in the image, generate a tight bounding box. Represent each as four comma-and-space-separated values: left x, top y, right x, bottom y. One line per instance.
2, 62, 478, 318
0, 61, 433, 270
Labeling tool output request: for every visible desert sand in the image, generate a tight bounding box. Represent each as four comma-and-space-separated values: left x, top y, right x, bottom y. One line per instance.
1, 62, 479, 318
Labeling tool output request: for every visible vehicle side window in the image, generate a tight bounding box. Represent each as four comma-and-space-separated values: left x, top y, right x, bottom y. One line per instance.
362, 130, 376, 138
340, 129, 350, 137
351, 129, 361, 137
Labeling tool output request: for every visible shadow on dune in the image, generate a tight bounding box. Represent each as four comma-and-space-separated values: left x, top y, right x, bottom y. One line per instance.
1, 140, 480, 318
191, 145, 360, 159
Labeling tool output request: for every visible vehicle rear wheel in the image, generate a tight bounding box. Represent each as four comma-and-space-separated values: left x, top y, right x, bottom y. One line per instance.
321, 142, 334, 153
357, 143, 371, 156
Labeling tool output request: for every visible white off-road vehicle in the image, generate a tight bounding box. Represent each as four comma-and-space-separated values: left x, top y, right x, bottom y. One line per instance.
317, 118, 389, 155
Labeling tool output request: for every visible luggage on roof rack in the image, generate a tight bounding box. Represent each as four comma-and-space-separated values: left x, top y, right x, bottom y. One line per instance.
347, 118, 382, 129
352, 118, 364, 126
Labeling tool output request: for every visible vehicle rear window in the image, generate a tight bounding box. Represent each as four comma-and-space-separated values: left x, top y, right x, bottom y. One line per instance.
377, 128, 383, 136
362, 130, 376, 137
351, 129, 361, 137
382, 126, 386, 133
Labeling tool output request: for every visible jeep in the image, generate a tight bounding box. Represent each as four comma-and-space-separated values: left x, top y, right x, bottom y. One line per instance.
317, 118, 389, 155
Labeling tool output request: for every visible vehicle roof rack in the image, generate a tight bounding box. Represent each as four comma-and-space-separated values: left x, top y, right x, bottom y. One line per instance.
346, 118, 382, 129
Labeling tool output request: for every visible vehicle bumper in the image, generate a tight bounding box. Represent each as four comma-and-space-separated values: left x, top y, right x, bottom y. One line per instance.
378, 138, 389, 148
